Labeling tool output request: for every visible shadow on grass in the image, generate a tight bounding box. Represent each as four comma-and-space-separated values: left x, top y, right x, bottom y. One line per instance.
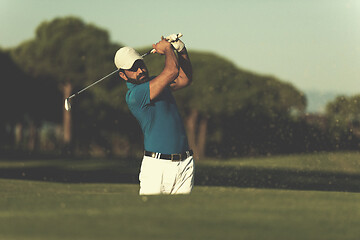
0, 159, 141, 184
195, 165, 360, 193
0, 159, 359, 192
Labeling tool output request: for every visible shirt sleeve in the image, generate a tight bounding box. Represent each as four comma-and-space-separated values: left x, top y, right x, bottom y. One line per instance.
127, 81, 151, 110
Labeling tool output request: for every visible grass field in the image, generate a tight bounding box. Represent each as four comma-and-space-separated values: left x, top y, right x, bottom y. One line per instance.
0, 151, 360, 240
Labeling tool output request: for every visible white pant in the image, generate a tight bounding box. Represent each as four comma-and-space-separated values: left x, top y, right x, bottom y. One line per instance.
139, 155, 195, 195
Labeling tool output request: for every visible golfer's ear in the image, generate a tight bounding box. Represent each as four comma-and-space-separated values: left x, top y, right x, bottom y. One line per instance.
119, 71, 127, 81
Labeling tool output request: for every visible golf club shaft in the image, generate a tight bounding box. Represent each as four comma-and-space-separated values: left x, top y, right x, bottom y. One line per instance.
66, 33, 183, 100
64, 33, 183, 111
141, 48, 156, 58
67, 68, 120, 100
67, 48, 156, 100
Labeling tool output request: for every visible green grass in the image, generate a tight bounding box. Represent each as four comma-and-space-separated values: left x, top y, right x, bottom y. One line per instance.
0, 151, 360, 240
197, 151, 360, 192
1, 180, 359, 240
203, 151, 360, 173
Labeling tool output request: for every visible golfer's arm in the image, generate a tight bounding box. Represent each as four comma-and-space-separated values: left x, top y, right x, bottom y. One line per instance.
149, 48, 179, 100
170, 48, 193, 91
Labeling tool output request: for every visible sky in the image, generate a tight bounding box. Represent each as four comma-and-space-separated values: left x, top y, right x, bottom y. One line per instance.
1, 0, 359, 95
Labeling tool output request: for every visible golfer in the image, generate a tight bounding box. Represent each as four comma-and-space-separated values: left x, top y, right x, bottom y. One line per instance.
114, 34, 194, 195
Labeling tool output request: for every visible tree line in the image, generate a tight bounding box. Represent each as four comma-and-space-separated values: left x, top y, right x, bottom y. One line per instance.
1, 16, 359, 159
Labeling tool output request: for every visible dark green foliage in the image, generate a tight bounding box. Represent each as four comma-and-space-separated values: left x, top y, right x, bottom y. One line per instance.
0, 49, 61, 152
11, 17, 118, 88
143, 49, 308, 157
144, 49, 306, 116
2, 16, 358, 157
325, 95, 360, 149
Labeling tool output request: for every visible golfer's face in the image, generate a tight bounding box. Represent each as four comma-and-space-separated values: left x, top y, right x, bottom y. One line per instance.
124, 60, 149, 84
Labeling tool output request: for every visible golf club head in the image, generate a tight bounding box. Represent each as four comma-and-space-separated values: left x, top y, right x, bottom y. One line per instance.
64, 98, 71, 111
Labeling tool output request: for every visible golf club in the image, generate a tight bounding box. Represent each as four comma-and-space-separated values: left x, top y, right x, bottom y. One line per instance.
64, 33, 183, 111
64, 49, 156, 111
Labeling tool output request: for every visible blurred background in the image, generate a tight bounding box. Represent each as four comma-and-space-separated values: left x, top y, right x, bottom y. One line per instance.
1, 0, 359, 160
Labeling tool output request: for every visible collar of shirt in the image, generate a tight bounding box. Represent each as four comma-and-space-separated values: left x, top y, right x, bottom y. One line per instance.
126, 76, 156, 89
126, 82, 136, 89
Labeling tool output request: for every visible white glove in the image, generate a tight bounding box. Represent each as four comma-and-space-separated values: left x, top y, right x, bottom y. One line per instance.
165, 33, 185, 52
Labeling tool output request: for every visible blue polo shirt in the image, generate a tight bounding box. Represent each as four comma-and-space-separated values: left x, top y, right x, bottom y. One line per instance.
125, 80, 189, 154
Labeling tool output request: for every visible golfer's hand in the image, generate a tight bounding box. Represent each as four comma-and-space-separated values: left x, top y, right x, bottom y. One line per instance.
152, 37, 172, 55
165, 33, 185, 52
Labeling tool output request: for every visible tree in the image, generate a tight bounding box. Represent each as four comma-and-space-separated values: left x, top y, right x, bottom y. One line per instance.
325, 94, 360, 149
143, 50, 306, 158
11, 17, 120, 153
0, 49, 29, 151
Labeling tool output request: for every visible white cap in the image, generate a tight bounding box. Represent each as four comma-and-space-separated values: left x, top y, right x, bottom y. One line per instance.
114, 47, 142, 69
